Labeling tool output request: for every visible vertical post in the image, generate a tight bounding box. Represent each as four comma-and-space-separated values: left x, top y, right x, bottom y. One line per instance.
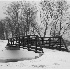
42, 37, 43, 45
28, 36, 30, 50
43, 37, 44, 45
35, 36, 37, 53
19, 37, 20, 47
49, 38, 51, 48
60, 36, 61, 49
8, 39, 9, 44
12, 39, 14, 45
11, 38, 12, 45
54, 30, 55, 37
24, 26, 26, 36
23, 37, 24, 48
16, 36, 17, 42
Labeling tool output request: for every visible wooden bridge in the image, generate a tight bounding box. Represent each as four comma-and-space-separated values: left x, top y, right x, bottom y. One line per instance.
39, 36, 67, 50
6, 35, 68, 53
6, 35, 43, 53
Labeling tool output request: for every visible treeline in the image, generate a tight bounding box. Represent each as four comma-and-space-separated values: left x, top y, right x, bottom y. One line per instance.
0, 1, 40, 39
0, 0, 70, 41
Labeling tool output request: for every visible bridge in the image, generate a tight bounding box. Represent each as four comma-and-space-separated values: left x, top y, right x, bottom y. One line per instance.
5, 35, 68, 53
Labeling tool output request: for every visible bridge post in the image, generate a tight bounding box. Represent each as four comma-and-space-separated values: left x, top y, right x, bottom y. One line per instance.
8, 39, 9, 44
11, 38, 12, 45
19, 37, 20, 48
23, 37, 25, 48
27, 36, 30, 50
12, 39, 14, 45
35, 36, 38, 52
60, 36, 61, 49
42, 37, 44, 45
16, 36, 17, 42
49, 38, 51, 47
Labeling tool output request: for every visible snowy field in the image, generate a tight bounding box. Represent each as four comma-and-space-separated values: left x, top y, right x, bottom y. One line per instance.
0, 40, 70, 69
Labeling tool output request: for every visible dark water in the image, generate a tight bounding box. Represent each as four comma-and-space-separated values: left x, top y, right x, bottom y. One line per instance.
0, 58, 34, 63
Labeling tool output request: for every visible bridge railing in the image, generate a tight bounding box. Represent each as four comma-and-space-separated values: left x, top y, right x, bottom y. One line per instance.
6, 35, 67, 52
6, 35, 43, 53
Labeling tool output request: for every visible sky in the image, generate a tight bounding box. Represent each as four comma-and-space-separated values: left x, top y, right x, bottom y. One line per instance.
0, 0, 70, 19
0, 1, 11, 19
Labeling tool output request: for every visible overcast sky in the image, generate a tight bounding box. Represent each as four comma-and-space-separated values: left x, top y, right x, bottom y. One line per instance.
0, 0, 70, 19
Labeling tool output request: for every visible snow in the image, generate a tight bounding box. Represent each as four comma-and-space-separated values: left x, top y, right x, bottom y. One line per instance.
0, 40, 39, 60
0, 40, 70, 69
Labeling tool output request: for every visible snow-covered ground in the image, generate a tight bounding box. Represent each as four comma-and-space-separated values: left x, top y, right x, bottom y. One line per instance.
0, 40, 39, 60
0, 40, 70, 69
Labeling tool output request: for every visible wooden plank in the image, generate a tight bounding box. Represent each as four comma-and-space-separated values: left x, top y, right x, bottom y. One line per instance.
28, 49, 35, 51
39, 36, 61, 38
30, 47, 36, 49
37, 48, 42, 50
35, 50, 43, 53
23, 48, 27, 49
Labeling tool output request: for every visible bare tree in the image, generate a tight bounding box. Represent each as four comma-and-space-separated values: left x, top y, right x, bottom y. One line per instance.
0, 20, 5, 39
20, 1, 41, 36
40, 0, 70, 37
4, 1, 41, 37
5, 1, 21, 37
40, 0, 56, 37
